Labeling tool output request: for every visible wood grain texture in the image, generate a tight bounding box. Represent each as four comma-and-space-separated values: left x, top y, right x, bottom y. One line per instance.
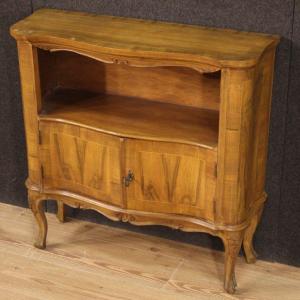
39, 122, 124, 208
56, 201, 65, 223
38, 50, 221, 111
125, 139, 217, 222
28, 190, 47, 249
40, 89, 219, 149
25, 181, 240, 235
17, 41, 42, 187
11, 9, 279, 294
10, 8, 279, 68
216, 48, 276, 227
221, 231, 244, 294
1, 203, 300, 300
243, 205, 264, 264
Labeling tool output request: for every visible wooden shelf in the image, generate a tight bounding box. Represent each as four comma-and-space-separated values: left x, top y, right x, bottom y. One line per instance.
40, 88, 219, 149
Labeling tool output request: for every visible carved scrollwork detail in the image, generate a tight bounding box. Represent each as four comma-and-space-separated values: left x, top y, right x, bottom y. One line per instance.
175, 224, 184, 230
121, 213, 129, 222
113, 58, 129, 65
116, 212, 135, 223
32, 44, 220, 73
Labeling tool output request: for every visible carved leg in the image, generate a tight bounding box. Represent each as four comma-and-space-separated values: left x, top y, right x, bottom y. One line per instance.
243, 205, 264, 264
29, 196, 48, 249
56, 201, 65, 223
222, 231, 243, 294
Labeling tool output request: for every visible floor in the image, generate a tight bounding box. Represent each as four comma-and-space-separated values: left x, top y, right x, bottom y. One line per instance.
0, 203, 299, 300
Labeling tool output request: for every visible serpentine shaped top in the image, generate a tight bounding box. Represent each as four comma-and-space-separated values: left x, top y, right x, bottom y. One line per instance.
11, 8, 279, 69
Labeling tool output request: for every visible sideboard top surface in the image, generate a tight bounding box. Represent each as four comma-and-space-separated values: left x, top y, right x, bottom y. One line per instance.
10, 8, 279, 68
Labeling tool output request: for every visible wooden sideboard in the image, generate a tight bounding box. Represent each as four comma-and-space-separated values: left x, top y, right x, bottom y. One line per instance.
10, 9, 279, 294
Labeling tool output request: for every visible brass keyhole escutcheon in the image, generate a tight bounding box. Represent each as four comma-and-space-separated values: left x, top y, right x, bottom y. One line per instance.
124, 170, 134, 187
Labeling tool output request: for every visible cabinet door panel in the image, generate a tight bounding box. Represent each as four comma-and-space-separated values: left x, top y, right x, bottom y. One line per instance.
39, 122, 123, 207
125, 140, 217, 221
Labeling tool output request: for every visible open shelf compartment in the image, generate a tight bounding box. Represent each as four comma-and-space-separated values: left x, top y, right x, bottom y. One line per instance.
38, 49, 221, 149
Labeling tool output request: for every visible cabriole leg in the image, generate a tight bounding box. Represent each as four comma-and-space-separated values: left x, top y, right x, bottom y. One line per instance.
243, 205, 264, 264
29, 193, 48, 249
221, 231, 244, 294
56, 201, 65, 223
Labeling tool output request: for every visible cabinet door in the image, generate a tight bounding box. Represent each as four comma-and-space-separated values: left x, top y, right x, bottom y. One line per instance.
125, 140, 217, 221
39, 122, 124, 207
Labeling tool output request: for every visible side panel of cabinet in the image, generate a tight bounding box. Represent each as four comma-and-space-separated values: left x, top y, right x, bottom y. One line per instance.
125, 140, 217, 221
39, 121, 124, 207
216, 48, 276, 225
17, 42, 42, 186
216, 67, 255, 225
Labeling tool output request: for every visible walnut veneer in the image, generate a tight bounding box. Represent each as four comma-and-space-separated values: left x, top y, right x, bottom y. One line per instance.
10, 9, 279, 294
